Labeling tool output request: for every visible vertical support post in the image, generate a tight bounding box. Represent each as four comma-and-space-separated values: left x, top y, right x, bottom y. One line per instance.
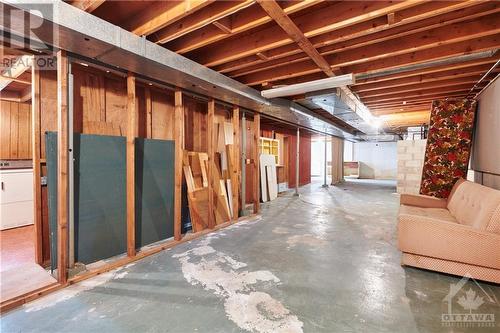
145, 88, 152, 139
253, 113, 260, 213
56, 50, 69, 283
207, 99, 215, 228
68, 62, 75, 267
32, 59, 43, 264
322, 133, 328, 188
294, 127, 300, 196
240, 112, 246, 216
231, 106, 240, 220
126, 73, 136, 257
331, 137, 344, 185
173, 90, 183, 240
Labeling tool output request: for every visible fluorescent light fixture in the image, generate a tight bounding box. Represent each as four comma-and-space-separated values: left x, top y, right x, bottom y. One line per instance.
371, 117, 383, 129
261, 74, 354, 99
290, 107, 314, 119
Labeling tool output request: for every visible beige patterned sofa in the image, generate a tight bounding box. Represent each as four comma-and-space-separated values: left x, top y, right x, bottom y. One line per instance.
397, 178, 500, 283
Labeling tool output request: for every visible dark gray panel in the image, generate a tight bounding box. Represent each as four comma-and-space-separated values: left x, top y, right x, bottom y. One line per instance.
46, 132, 127, 267
135, 138, 175, 248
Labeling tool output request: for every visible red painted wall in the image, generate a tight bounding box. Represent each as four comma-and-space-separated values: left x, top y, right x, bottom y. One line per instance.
260, 124, 312, 189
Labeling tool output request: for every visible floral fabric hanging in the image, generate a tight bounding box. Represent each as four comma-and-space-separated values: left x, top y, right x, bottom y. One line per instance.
420, 98, 477, 198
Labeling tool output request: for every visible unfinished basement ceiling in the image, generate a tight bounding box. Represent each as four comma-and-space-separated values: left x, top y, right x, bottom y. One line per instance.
67, 0, 500, 132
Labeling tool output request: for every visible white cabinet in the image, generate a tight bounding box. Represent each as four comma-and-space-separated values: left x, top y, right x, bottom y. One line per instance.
0, 169, 34, 230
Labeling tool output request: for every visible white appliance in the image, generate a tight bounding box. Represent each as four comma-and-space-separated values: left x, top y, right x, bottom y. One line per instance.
0, 167, 34, 230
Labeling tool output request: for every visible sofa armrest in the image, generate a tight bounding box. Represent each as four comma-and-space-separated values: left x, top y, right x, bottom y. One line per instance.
400, 193, 447, 208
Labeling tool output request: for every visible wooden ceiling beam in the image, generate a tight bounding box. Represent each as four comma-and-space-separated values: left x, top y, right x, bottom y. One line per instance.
212, 16, 233, 34
256, 0, 337, 77
215, 1, 498, 74
126, 0, 214, 37
265, 56, 498, 87
235, 14, 500, 84
190, 1, 425, 67
0, 54, 32, 92
361, 84, 484, 104
373, 107, 432, 116
344, 35, 500, 76
69, 0, 105, 13
353, 64, 497, 92
0, 74, 31, 85
151, 0, 253, 44
367, 99, 443, 108
356, 76, 483, 99
241, 32, 500, 86
354, 57, 498, 86
165, 0, 321, 54
380, 111, 431, 127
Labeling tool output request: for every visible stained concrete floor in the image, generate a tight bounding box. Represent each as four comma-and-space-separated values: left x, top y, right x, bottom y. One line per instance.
1, 179, 499, 333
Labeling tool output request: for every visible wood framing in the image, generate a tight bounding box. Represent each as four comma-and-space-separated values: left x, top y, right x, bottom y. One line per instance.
31, 58, 43, 264
56, 50, 69, 283
256, 0, 336, 77
231, 105, 240, 220
145, 88, 152, 138
253, 113, 260, 213
68, 1, 500, 129
127, 0, 213, 37
69, 0, 106, 13
207, 98, 215, 228
126, 73, 136, 257
173, 89, 183, 240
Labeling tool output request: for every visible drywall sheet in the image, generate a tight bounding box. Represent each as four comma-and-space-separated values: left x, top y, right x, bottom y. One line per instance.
135, 138, 175, 248
260, 154, 278, 202
46, 132, 127, 268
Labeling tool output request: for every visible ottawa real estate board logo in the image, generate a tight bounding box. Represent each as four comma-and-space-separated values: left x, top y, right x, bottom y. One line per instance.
442, 274, 498, 328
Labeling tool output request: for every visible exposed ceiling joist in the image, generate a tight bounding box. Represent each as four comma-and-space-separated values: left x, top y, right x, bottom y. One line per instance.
192, 0, 425, 67
165, 0, 322, 54
68, 0, 105, 13
127, 0, 214, 37
236, 15, 500, 85
0, 55, 32, 91
215, 1, 499, 75
151, 0, 254, 44
256, 0, 338, 77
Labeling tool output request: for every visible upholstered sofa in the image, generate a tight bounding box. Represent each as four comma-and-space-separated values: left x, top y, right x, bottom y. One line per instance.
397, 178, 500, 283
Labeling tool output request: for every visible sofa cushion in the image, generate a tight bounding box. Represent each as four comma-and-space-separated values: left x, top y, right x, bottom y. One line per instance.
398, 214, 500, 269
447, 179, 500, 231
399, 204, 456, 223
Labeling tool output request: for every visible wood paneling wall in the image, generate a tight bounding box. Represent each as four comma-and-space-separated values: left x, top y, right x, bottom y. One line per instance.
184, 95, 207, 152
0, 100, 31, 160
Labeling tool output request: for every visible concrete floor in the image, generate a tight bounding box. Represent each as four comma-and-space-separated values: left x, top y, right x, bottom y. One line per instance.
1, 179, 499, 332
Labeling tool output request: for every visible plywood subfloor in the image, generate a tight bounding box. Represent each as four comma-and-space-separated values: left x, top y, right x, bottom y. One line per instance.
0, 225, 56, 302
0, 263, 56, 302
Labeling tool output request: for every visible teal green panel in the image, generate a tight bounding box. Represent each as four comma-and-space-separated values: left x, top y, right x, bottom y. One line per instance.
135, 138, 175, 248
46, 133, 127, 267
45, 132, 58, 271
